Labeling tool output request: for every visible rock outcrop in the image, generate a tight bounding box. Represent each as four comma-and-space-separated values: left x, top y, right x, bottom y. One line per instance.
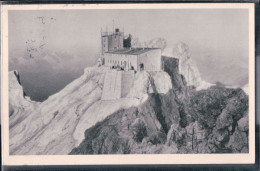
163, 42, 213, 90
70, 86, 249, 154
69, 58, 248, 154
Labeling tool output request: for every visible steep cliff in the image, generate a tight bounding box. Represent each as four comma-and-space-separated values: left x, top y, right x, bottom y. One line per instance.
162, 42, 213, 90
70, 86, 248, 154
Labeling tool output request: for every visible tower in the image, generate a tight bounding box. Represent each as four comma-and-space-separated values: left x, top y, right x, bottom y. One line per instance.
101, 28, 124, 55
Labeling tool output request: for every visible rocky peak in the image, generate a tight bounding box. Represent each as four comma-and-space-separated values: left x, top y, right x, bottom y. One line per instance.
162, 42, 213, 90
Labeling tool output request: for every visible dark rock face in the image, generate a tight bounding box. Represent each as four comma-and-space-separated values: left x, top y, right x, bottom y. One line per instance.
70, 86, 248, 154
70, 90, 181, 154
162, 56, 188, 101
70, 58, 249, 155
184, 87, 249, 153
162, 56, 191, 128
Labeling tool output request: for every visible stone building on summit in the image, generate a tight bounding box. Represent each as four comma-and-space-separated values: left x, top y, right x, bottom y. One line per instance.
101, 28, 124, 55
101, 28, 162, 71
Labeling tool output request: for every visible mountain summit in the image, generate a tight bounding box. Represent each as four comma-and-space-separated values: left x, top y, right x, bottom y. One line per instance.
9, 56, 249, 155
9, 63, 172, 155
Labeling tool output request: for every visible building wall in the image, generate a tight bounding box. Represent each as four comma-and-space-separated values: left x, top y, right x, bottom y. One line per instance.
104, 53, 138, 71
137, 49, 161, 71
102, 70, 137, 100
101, 36, 108, 55
128, 55, 138, 71
101, 70, 122, 100
121, 71, 135, 98
104, 49, 161, 71
101, 32, 124, 54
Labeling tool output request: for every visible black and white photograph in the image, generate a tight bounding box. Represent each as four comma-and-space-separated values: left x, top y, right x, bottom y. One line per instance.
1, 3, 255, 165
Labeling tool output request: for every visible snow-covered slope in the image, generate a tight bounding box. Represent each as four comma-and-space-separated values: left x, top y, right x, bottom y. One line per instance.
9, 66, 173, 155
9, 71, 39, 129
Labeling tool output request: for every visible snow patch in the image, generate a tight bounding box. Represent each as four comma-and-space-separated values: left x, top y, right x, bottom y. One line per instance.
241, 84, 249, 95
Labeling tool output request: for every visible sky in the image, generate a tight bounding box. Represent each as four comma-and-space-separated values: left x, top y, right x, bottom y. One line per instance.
8, 9, 249, 102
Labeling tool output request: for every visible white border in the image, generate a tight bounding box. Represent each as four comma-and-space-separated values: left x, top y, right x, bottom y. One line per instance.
1, 3, 255, 165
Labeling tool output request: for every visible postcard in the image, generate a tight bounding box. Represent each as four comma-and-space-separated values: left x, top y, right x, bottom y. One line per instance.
1, 3, 255, 165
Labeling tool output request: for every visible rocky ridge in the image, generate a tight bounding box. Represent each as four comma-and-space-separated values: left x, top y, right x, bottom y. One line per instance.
70, 57, 249, 154
9, 66, 173, 155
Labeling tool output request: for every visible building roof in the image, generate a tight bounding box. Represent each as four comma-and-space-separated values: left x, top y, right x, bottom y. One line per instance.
104, 48, 160, 55
101, 32, 123, 37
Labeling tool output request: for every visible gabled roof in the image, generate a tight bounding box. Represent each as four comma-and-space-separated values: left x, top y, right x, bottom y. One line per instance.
104, 48, 160, 55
